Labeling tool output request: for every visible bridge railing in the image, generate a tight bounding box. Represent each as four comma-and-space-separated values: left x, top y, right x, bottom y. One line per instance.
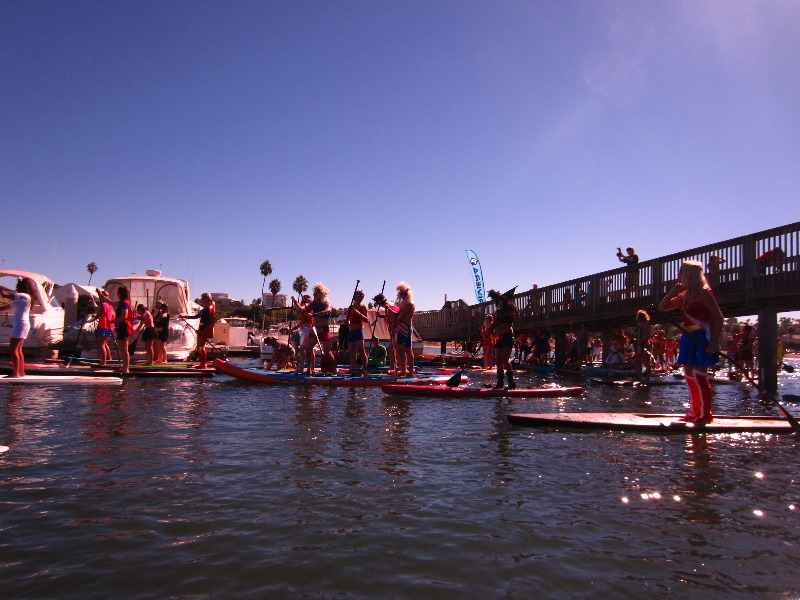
415, 221, 800, 340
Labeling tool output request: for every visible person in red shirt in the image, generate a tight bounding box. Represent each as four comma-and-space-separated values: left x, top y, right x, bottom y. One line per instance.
112, 285, 134, 374
346, 290, 369, 376
94, 288, 115, 366
480, 314, 496, 368
372, 292, 400, 375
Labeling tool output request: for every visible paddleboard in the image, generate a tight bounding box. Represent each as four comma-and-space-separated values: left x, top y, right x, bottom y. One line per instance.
1, 365, 212, 378
213, 359, 461, 386
0, 375, 123, 385
382, 384, 584, 398
506, 412, 795, 433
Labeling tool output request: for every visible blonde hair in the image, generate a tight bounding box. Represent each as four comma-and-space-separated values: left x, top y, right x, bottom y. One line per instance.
200, 292, 213, 303
396, 281, 413, 304
313, 283, 330, 297
680, 260, 710, 296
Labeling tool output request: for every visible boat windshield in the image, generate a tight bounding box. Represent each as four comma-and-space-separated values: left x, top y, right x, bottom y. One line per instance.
105, 278, 191, 314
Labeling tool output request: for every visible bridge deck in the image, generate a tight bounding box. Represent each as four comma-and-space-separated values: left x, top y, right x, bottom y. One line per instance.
416, 221, 800, 341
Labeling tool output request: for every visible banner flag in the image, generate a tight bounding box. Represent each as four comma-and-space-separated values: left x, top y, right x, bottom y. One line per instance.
465, 250, 485, 304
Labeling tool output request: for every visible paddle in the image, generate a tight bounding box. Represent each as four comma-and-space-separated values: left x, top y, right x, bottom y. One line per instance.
445, 340, 482, 387
128, 328, 144, 355
370, 280, 386, 340
649, 305, 800, 433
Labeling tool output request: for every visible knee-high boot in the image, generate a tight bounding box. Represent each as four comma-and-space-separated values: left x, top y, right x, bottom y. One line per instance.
684, 372, 701, 419
494, 368, 505, 389
695, 372, 713, 422
506, 370, 516, 390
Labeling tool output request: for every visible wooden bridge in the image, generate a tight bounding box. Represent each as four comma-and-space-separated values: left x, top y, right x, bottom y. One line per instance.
414, 221, 800, 391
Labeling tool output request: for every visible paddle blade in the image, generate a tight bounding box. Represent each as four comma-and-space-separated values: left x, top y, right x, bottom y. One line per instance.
783, 363, 795, 373
446, 370, 462, 387
128, 338, 138, 355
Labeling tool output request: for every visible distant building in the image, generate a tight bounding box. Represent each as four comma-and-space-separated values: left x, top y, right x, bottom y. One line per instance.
211, 293, 229, 301
262, 293, 288, 308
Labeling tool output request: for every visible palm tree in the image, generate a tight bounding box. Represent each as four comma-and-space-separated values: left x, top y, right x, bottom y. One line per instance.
292, 275, 308, 300
269, 278, 282, 307
86, 262, 98, 285
259, 260, 273, 299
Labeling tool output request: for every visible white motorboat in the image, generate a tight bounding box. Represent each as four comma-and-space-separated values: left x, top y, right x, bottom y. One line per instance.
64, 270, 199, 361
0, 269, 65, 359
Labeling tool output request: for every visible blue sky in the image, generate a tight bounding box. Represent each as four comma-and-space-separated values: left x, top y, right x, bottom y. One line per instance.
2, 1, 799, 310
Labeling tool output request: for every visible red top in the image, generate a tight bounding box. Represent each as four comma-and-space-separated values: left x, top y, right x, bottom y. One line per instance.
682, 300, 715, 331
98, 301, 115, 329
119, 299, 134, 336
347, 305, 368, 328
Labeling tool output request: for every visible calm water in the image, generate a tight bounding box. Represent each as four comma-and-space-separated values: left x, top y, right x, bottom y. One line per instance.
2, 359, 800, 599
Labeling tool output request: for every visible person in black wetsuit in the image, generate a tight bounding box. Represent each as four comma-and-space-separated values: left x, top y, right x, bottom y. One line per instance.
488, 288, 519, 390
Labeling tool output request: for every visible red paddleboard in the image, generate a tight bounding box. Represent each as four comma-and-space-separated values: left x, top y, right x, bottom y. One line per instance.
213, 359, 462, 386
381, 384, 584, 398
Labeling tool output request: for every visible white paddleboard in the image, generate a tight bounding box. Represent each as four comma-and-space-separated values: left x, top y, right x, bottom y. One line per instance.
0, 375, 123, 385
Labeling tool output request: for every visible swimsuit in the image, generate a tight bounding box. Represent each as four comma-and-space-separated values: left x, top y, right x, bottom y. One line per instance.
154, 311, 170, 343
115, 300, 133, 341
396, 323, 413, 348
677, 300, 717, 368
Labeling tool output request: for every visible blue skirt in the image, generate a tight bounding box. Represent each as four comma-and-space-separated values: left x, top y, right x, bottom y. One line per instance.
676, 329, 718, 368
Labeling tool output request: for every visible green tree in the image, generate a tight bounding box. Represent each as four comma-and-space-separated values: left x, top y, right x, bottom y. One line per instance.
259, 260, 273, 299
86, 262, 98, 285
292, 275, 308, 300
269, 278, 282, 306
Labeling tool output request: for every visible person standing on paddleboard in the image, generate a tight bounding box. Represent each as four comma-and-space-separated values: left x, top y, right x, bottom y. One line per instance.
153, 300, 170, 365
94, 289, 115, 366
291, 294, 313, 374
112, 285, 134, 374
395, 282, 416, 378
658, 260, 723, 425
488, 288, 519, 390
372, 292, 400, 375
480, 314, 496, 368
182, 292, 215, 369
346, 290, 369, 376
308, 283, 336, 374
0, 278, 34, 378
133, 304, 157, 365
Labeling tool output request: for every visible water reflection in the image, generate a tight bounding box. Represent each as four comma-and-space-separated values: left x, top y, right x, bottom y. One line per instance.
676, 434, 723, 524
378, 396, 411, 477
